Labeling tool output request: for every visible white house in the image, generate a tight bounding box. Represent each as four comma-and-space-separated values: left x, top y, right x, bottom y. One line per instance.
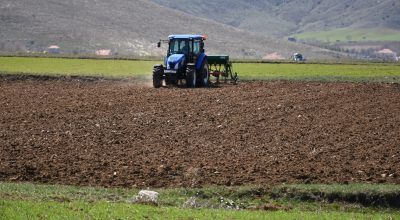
375, 48, 397, 61
95, 49, 112, 56
47, 45, 60, 54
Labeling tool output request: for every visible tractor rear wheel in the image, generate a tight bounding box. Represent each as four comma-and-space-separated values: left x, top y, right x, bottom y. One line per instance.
186, 65, 196, 88
153, 65, 163, 88
197, 60, 210, 87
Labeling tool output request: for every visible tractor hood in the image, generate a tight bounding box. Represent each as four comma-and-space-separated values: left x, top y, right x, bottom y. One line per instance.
166, 54, 185, 70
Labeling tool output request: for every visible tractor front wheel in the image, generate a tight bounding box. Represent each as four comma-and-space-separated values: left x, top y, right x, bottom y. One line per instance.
153, 65, 163, 88
198, 60, 210, 87
186, 65, 196, 88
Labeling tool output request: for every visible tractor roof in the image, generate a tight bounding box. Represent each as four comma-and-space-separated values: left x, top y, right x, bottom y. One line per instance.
168, 34, 206, 40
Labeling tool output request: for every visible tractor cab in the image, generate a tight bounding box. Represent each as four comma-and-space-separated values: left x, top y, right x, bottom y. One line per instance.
164, 35, 205, 75
153, 35, 209, 88
167, 35, 205, 63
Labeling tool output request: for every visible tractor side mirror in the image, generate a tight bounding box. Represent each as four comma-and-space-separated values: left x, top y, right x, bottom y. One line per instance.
157, 41, 161, 48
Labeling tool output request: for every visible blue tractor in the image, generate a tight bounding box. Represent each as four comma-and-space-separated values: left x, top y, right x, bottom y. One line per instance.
153, 35, 210, 88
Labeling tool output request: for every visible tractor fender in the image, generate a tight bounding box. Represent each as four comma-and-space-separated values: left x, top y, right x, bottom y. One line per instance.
164, 56, 168, 67
154, 64, 163, 69
195, 53, 207, 72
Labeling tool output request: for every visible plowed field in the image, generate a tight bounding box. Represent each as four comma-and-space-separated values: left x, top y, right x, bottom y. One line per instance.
1, 76, 399, 187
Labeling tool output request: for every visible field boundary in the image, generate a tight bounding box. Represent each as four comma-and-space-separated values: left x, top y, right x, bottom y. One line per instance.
2, 73, 400, 85
0, 73, 129, 82
1, 54, 399, 66
1, 182, 400, 209
271, 185, 400, 208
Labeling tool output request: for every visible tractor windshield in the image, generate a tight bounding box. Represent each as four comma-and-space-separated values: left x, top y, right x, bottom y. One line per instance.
169, 39, 191, 55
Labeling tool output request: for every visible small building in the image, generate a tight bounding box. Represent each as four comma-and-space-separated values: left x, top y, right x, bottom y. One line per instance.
47, 45, 60, 54
95, 49, 112, 56
375, 48, 398, 61
288, 37, 297, 42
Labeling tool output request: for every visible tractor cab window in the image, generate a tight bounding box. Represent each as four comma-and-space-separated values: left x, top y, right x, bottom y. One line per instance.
193, 40, 201, 55
169, 39, 189, 55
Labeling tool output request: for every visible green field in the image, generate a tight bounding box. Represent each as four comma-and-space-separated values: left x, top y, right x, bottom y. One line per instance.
234, 62, 400, 82
293, 28, 400, 42
0, 57, 154, 78
1, 182, 399, 219
1, 57, 400, 82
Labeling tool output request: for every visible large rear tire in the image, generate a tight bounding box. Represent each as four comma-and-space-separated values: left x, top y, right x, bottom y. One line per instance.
186, 65, 196, 88
198, 60, 210, 87
153, 65, 163, 88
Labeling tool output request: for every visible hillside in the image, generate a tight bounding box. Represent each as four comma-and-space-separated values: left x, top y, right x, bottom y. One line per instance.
0, 0, 338, 59
151, 0, 400, 37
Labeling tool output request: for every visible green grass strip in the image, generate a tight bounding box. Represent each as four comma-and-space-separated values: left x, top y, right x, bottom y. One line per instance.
0, 57, 155, 78
1, 199, 398, 220
234, 63, 400, 82
1, 57, 400, 83
1, 182, 400, 219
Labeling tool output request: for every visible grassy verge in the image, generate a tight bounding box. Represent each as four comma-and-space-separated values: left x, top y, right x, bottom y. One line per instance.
3, 200, 396, 220
1, 182, 399, 219
1, 56, 400, 83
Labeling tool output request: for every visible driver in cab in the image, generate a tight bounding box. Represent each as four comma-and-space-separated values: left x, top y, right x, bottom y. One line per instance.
179, 41, 189, 54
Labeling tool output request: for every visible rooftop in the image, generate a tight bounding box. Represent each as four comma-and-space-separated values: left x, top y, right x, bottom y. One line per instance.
168, 34, 205, 40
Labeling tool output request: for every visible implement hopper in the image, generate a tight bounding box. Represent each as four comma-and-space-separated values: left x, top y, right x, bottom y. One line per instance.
207, 55, 238, 84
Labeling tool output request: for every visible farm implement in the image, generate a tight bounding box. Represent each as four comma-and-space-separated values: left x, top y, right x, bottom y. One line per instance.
207, 55, 238, 84
153, 34, 238, 88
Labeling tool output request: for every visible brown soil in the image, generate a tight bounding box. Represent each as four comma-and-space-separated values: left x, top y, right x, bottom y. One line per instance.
1, 76, 399, 188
